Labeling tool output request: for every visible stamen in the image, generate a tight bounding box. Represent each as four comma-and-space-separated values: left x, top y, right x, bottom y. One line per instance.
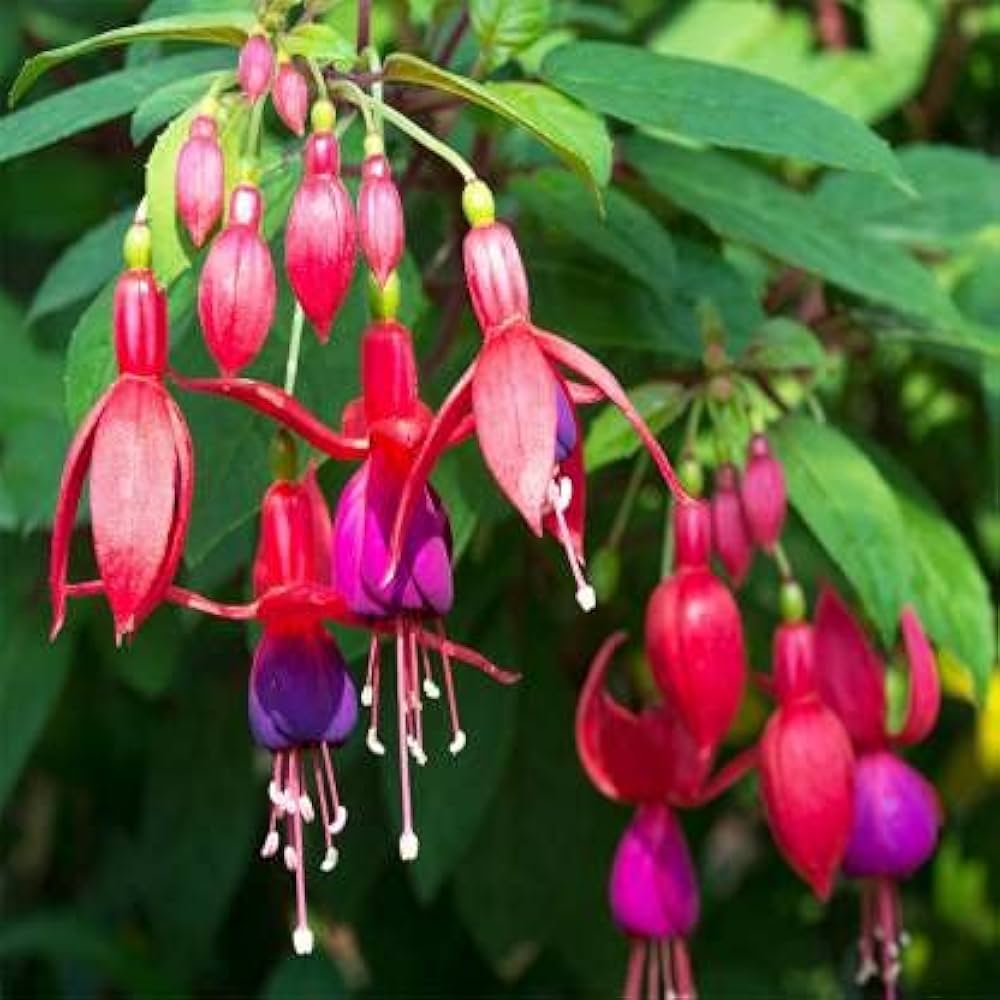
856, 882, 878, 985
438, 623, 466, 756
396, 629, 418, 862
311, 751, 335, 851
284, 845, 298, 871
670, 938, 695, 1000
320, 743, 349, 834
361, 636, 379, 707
292, 924, 314, 956
547, 478, 596, 612
408, 626, 427, 765
269, 753, 286, 809
660, 940, 675, 1000
646, 936, 659, 1000
421, 644, 440, 700
320, 845, 339, 872
288, 750, 312, 956
624, 939, 645, 1000
260, 828, 280, 859
298, 794, 315, 823
365, 638, 385, 754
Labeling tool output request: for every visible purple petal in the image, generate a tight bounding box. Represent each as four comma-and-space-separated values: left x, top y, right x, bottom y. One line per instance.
554, 378, 577, 464
609, 803, 699, 939
249, 627, 357, 751
842, 751, 940, 879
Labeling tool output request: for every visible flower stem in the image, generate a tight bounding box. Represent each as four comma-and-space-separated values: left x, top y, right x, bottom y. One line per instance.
660, 499, 675, 581
245, 95, 267, 161
607, 451, 649, 552
361, 46, 384, 134
285, 303, 305, 394
772, 540, 794, 581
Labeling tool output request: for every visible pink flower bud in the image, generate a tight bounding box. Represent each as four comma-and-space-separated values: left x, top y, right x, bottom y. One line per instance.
238, 34, 274, 101
711, 463, 753, 585
358, 153, 404, 286
285, 133, 356, 341
740, 434, 787, 549
273, 61, 308, 136
198, 183, 276, 376
463, 221, 530, 333
175, 115, 224, 248
114, 269, 167, 377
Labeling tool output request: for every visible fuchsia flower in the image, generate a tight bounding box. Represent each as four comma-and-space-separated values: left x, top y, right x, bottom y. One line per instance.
198, 181, 276, 375
50, 224, 192, 642
383, 180, 688, 612
739, 433, 786, 550
645, 499, 747, 754
285, 100, 357, 341
711, 462, 753, 585
175, 112, 224, 247
357, 139, 404, 287
577, 632, 754, 999
815, 587, 942, 993
238, 33, 274, 101
758, 618, 856, 900
272, 59, 308, 135
331, 319, 518, 860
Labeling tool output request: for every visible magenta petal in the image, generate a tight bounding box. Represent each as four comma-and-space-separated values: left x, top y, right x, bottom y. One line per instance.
609, 803, 699, 940
842, 751, 940, 880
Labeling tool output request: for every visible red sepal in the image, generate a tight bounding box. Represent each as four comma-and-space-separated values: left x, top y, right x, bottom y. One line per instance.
894, 605, 940, 747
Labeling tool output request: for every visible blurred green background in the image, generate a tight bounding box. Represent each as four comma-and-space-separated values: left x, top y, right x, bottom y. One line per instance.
1, 1, 999, 997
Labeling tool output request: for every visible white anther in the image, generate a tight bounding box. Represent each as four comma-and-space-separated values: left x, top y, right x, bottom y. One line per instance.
328, 805, 348, 835
283, 845, 298, 871
422, 678, 441, 700
284, 792, 298, 816
292, 924, 315, 956
366, 728, 386, 755
449, 730, 467, 756
361, 683, 373, 708
407, 736, 428, 766
298, 795, 315, 823
558, 475, 573, 510
576, 584, 597, 612
320, 845, 339, 872
399, 830, 419, 862
268, 781, 285, 809
260, 830, 280, 858
856, 958, 877, 985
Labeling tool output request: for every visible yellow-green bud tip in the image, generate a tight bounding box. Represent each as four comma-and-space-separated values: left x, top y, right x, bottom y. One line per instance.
678, 458, 704, 499
270, 430, 298, 482
779, 580, 806, 624
123, 223, 152, 271
368, 270, 401, 320
238, 157, 260, 184
364, 132, 384, 158
462, 179, 495, 228
198, 95, 219, 119
311, 99, 335, 134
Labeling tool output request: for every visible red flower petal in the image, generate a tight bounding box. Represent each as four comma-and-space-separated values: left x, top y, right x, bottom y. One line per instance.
894, 606, 940, 747
89, 377, 178, 639
49, 385, 114, 638
471, 324, 556, 535
814, 586, 887, 751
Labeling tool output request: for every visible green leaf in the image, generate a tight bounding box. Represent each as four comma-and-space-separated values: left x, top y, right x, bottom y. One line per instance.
0, 538, 71, 812
282, 22, 356, 66
131, 69, 233, 145
9, 11, 253, 105
470, 0, 550, 69
0, 50, 233, 166
64, 280, 117, 426
262, 951, 347, 999
769, 416, 911, 643
863, 442, 994, 699
382, 53, 611, 197
28, 208, 133, 324
584, 382, 689, 471
740, 317, 828, 374
542, 41, 905, 183
628, 141, 963, 333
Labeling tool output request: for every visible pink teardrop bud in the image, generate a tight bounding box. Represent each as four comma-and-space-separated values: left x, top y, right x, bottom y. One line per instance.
198, 183, 276, 376
114, 269, 167, 377
175, 114, 224, 248
740, 434, 787, 549
273, 61, 308, 135
285, 134, 356, 341
463, 222, 530, 334
711, 463, 753, 585
358, 153, 404, 287
674, 498, 711, 569
238, 34, 274, 101
772, 621, 818, 703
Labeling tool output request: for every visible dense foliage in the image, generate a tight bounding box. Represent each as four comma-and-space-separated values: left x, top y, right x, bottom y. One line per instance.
1, 0, 998, 996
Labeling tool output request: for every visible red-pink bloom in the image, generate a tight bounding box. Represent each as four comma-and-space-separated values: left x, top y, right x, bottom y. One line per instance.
198, 182, 276, 375
711, 462, 753, 585
645, 499, 747, 753
50, 261, 192, 642
740, 433, 787, 549
358, 150, 404, 287
285, 129, 356, 341
758, 621, 855, 899
175, 114, 224, 247
272, 60, 308, 135
238, 34, 274, 101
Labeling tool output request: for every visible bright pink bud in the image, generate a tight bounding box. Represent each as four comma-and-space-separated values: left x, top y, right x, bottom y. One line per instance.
711, 463, 753, 585
285, 133, 356, 341
198, 182, 276, 375
759, 623, 855, 899
740, 434, 787, 548
358, 153, 404, 286
463, 221, 531, 333
645, 500, 747, 752
238, 34, 274, 101
175, 115, 224, 247
113, 269, 167, 377
272, 61, 308, 135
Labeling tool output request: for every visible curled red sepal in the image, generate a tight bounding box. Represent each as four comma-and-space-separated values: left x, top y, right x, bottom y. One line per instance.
166, 585, 260, 620
415, 628, 521, 686
171, 373, 369, 460
695, 745, 757, 805
532, 328, 688, 503
894, 605, 940, 747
